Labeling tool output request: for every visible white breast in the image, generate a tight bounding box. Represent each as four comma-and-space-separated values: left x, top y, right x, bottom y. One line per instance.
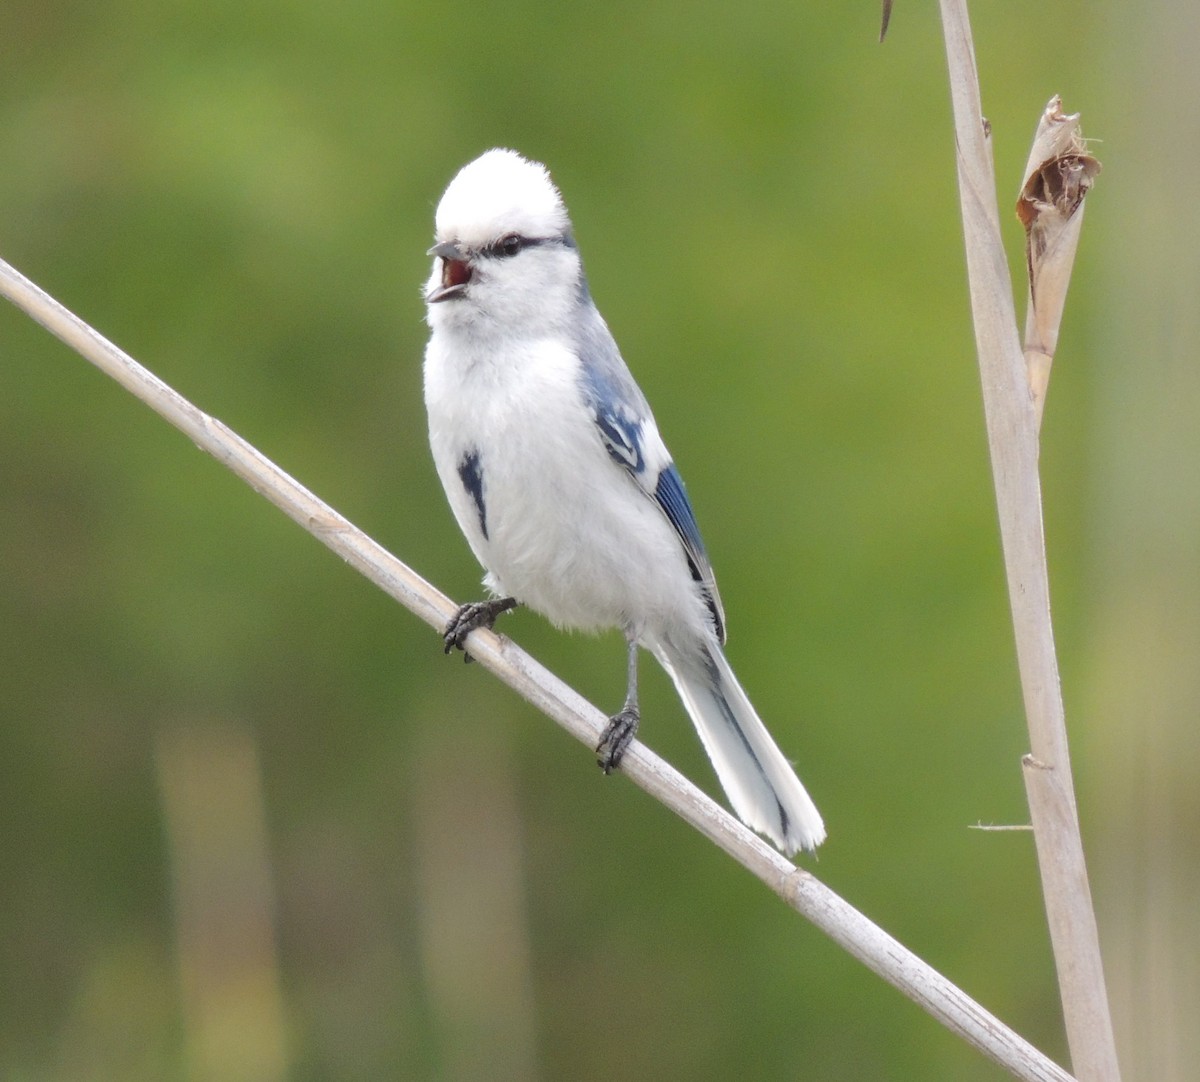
424, 333, 709, 641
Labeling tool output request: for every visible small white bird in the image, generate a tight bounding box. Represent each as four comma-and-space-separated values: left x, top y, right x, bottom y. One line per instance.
422, 149, 825, 855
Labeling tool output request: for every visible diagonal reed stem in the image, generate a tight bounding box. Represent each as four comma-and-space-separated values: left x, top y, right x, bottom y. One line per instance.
1, 252, 1074, 1082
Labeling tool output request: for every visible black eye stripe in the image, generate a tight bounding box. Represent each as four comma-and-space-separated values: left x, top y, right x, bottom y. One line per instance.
484, 234, 565, 259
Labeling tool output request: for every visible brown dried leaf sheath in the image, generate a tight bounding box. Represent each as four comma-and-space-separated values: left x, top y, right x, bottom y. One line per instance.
1017, 96, 1101, 425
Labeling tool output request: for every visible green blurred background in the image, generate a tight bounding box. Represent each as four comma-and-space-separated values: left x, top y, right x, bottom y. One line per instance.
1, 1, 1195, 1079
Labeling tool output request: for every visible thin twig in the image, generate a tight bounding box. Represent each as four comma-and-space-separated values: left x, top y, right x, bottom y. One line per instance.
1, 254, 1073, 1082
936, 4, 1121, 1080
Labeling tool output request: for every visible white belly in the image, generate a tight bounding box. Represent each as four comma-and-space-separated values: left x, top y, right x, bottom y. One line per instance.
425, 336, 707, 640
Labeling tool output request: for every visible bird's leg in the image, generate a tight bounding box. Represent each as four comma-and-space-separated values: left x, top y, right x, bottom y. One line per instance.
596, 635, 640, 773
442, 596, 519, 662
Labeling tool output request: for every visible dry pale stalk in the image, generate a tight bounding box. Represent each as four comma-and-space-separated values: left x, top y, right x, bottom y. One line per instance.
1017, 97, 1101, 430
937, 3, 1120, 1080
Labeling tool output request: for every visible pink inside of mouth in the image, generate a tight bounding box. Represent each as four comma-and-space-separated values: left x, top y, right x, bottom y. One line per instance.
443, 259, 471, 288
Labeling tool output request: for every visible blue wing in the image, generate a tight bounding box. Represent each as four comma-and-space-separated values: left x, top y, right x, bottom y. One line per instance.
590, 395, 645, 474
576, 307, 726, 642
653, 463, 725, 643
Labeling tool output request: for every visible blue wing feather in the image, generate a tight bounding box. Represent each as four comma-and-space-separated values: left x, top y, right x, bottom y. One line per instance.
654, 464, 725, 643
576, 301, 724, 642
592, 404, 645, 473
576, 302, 726, 642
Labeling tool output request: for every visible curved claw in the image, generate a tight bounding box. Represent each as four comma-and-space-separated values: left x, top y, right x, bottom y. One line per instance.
596, 706, 640, 774
442, 597, 518, 661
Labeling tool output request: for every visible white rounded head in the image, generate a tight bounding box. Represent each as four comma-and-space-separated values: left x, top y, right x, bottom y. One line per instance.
424, 149, 584, 332
435, 149, 570, 248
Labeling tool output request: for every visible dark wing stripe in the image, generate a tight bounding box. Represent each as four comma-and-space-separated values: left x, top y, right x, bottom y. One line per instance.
655, 465, 725, 643
457, 450, 488, 540
594, 409, 645, 472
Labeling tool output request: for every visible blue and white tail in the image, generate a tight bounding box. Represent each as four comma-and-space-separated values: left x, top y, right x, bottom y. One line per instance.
651, 637, 825, 856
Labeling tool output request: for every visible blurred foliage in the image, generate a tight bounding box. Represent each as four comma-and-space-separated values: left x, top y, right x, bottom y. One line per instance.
1, 1, 1195, 1079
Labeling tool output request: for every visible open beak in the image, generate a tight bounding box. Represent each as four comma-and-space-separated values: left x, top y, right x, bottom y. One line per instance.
426, 240, 472, 303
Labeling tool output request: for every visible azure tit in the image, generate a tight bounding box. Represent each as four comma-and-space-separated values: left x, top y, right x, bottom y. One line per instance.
422, 148, 825, 855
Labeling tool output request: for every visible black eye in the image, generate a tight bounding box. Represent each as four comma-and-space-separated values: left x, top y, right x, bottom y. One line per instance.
496, 234, 524, 258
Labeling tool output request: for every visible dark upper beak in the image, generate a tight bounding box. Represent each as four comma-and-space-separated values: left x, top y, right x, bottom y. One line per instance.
427, 240, 464, 261
426, 240, 472, 303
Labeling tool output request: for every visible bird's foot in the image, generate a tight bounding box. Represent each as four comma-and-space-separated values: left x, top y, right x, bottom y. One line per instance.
596, 706, 639, 774
442, 597, 518, 662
